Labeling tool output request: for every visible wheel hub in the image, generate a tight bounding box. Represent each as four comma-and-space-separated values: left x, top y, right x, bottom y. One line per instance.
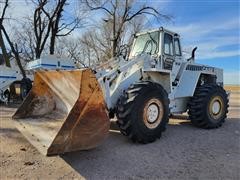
143, 98, 164, 129
212, 101, 221, 115
209, 96, 224, 120
147, 104, 159, 123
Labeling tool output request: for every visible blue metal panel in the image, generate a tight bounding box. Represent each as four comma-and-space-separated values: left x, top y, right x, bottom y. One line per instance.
41, 64, 57, 67
0, 76, 17, 79
61, 65, 75, 68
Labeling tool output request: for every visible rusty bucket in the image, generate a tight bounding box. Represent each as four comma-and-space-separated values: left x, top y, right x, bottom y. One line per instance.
12, 69, 110, 156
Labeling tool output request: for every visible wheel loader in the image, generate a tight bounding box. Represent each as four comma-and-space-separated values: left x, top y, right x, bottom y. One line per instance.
12, 27, 229, 156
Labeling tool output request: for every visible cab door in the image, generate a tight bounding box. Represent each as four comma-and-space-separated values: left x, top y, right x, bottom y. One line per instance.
171, 37, 184, 83
162, 32, 174, 70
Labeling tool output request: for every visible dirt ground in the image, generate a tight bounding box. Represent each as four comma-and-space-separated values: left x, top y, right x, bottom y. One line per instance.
0, 86, 239, 180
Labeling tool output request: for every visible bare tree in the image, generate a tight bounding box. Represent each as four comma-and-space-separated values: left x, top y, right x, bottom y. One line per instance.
48, 0, 82, 54
55, 30, 109, 68
13, 22, 36, 62
84, 0, 170, 57
0, 0, 10, 67
0, 0, 26, 77
77, 14, 144, 65
32, 0, 82, 58
78, 22, 113, 66
55, 37, 87, 67
32, 0, 50, 58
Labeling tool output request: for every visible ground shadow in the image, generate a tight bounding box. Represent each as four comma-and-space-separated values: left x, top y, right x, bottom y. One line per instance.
0, 102, 21, 109
0, 127, 18, 134
60, 116, 240, 179
0, 127, 30, 143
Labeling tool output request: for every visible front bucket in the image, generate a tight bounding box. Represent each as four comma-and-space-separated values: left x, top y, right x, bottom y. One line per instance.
12, 69, 110, 156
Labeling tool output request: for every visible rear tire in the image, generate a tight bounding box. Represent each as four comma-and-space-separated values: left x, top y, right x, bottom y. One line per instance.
188, 83, 229, 129
116, 81, 169, 143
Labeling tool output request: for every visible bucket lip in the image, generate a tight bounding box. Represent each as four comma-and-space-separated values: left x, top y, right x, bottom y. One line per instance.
35, 68, 89, 73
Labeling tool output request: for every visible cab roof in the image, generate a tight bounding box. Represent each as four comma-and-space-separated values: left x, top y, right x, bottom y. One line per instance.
135, 27, 180, 38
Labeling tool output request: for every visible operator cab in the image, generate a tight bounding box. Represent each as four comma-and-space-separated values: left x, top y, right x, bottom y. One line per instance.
130, 27, 183, 71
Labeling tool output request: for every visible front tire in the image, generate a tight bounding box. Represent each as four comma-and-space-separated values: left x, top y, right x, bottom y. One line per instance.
116, 81, 169, 143
188, 83, 229, 129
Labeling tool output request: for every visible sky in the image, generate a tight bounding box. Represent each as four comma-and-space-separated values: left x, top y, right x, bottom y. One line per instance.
2, 0, 240, 84
143, 0, 240, 85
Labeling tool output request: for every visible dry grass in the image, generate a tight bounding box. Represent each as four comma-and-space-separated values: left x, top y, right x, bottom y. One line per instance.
224, 85, 240, 92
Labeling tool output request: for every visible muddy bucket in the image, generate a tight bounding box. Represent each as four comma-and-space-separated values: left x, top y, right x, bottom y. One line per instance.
12, 69, 110, 156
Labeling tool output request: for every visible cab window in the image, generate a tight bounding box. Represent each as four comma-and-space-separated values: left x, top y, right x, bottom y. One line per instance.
164, 33, 173, 56
131, 31, 159, 57
174, 38, 181, 56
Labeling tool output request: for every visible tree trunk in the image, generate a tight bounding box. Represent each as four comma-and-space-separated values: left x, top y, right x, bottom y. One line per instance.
35, 40, 42, 58
1, 25, 26, 78
49, 31, 55, 55
35, 48, 41, 59
0, 30, 11, 67
112, 39, 117, 57
14, 44, 26, 78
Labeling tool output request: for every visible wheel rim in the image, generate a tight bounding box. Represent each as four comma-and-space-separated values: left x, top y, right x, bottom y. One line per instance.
143, 98, 164, 129
208, 96, 224, 120
212, 101, 221, 114
147, 104, 159, 123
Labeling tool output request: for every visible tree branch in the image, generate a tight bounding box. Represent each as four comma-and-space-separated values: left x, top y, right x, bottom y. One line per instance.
0, 0, 8, 21
85, 0, 113, 16
126, 6, 160, 21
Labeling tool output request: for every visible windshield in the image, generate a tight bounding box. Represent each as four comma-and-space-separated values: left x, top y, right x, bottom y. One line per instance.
130, 31, 159, 57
